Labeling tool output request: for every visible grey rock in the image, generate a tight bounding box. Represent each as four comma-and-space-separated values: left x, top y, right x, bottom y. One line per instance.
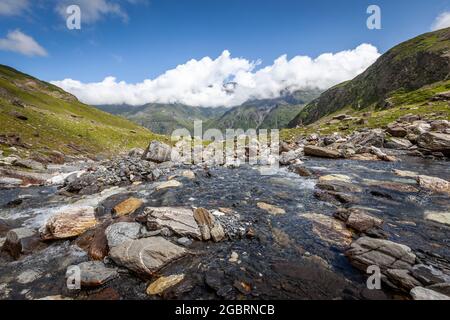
303, 145, 341, 159
145, 207, 201, 239
105, 222, 143, 248
0, 177, 23, 187
109, 237, 187, 276
346, 237, 416, 272
142, 141, 172, 163
13, 159, 45, 171
2, 227, 37, 259
417, 132, 450, 155
410, 264, 450, 286
410, 287, 450, 300
71, 261, 118, 287
385, 269, 421, 292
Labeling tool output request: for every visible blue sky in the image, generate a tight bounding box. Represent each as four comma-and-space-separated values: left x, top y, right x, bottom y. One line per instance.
0, 0, 449, 107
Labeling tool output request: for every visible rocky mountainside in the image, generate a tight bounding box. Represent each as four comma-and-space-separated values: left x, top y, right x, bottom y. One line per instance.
289, 27, 450, 127
0, 65, 164, 162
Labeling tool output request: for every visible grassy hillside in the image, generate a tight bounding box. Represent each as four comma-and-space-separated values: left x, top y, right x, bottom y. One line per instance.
281, 80, 450, 142
289, 27, 450, 127
0, 65, 166, 159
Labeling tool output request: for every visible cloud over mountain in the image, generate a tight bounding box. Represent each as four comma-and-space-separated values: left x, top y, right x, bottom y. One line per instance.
52, 44, 380, 107
0, 30, 47, 57
431, 12, 450, 31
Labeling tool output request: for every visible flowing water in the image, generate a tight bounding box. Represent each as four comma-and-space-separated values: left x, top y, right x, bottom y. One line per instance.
0, 156, 449, 300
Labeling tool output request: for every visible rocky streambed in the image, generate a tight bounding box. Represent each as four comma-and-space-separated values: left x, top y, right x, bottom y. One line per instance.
0, 149, 449, 300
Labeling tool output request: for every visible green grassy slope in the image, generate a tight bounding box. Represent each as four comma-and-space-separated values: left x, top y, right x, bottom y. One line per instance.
0, 65, 166, 159
289, 27, 450, 127
281, 80, 450, 142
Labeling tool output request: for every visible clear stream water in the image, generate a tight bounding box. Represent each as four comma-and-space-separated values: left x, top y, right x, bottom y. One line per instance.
0, 156, 449, 300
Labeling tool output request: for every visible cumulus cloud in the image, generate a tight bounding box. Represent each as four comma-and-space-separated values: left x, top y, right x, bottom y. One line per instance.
0, 0, 29, 16
431, 11, 450, 31
52, 44, 381, 107
0, 30, 47, 57
55, 0, 128, 24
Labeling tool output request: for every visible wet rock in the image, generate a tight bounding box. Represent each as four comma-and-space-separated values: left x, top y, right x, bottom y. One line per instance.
177, 237, 192, 246
299, 213, 352, 247
145, 207, 201, 239
180, 170, 195, 179
417, 132, 450, 155
16, 270, 42, 284
146, 274, 185, 295
112, 197, 144, 217
417, 175, 450, 195
427, 283, 450, 296
0, 177, 23, 188
256, 202, 286, 215
334, 208, 383, 233
370, 146, 398, 162
349, 153, 380, 161
109, 237, 187, 276
156, 180, 182, 191
142, 141, 172, 163
229, 251, 239, 263
346, 237, 416, 272
87, 287, 121, 300
410, 264, 450, 286
2, 227, 37, 259
88, 224, 109, 260
424, 211, 450, 226
41, 206, 98, 240
316, 179, 361, 193
279, 150, 300, 165
303, 145, 341, 159
13, 159, 45, 171
71, 261, 119, 287
410, 287, 450, 300
290, 165, 312, 177
385, 269, 421, 292
193, 208, 225, 242
105, 222, 143, 248
318, 174, 352, 183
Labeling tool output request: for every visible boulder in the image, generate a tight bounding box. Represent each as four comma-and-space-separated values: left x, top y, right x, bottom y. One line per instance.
2, 227, 37, 259
146, 274, 185, 295
193, 208, 225, 242
109, 237, 187, 276
70, 261, 119, 287
385, 269, 422, 292
142, 141, 172, 163
410, 264, 450, 286
303, 145, 341, 159
335, 208, 383, 233
105, 222, 143, 248
410, 287, 450, 300
384, 137, 412, 150
128, 148, 145, 157
88, 225, 109, 260
112, 197, 144, 217
424, 211, 450, 226
346, 237, 416, 272
41, 206, 98, 240
417, 132, 450, 155
290, 165, 312, 177
318, 174, 352, 183
417, 175, 450, 195
349, 129, 385, 148
13, 159, 45, 171
145, 207, 201, 239
279, 150, 299, 165
386, 125, 407, 138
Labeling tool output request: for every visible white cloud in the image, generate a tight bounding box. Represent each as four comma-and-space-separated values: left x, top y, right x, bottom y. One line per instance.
0, 30, 47, 57
52, 44, 381, 107
431, 11, 450, 31
0, 0, 29, 16
56, 0, 128, 24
